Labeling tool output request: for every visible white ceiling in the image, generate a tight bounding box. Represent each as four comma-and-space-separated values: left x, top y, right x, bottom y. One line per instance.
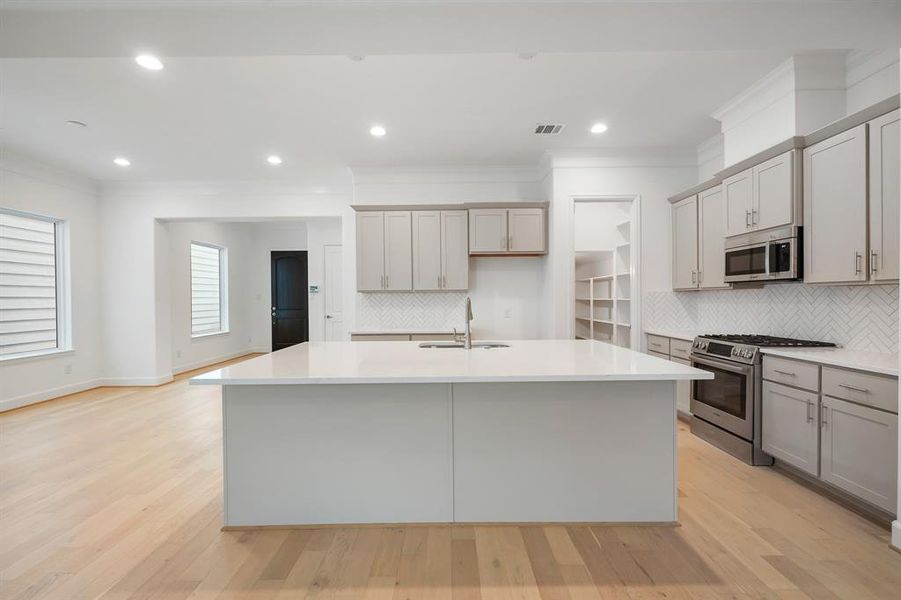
1, 1, 898, 181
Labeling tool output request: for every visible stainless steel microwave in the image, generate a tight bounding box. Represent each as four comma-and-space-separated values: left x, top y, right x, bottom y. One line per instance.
724, 226, 801, 283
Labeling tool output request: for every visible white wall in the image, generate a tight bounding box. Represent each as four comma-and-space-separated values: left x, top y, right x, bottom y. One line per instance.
846, 49, 900, 114
246, 218, 341, 349
712, 55, 846, 167
99, 180, 351, 384
544, 156, 698, 341
0, 155, 104, 410
165, 221, 255, 373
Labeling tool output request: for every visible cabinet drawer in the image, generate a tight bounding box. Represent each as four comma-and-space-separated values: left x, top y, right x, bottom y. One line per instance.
822, 367, 898, 414
670, 339, 693, 360
762, 356, 819, 392
648, 350, 669, 360
646, 335, 670, 355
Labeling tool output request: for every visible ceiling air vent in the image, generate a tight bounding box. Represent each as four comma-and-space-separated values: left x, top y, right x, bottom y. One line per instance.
534, 123, 566, 135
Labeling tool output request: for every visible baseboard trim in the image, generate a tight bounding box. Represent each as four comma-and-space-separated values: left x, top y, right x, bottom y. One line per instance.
892, 520, 901, 551
1, 353, 268, 413
0, 378, 105, 413
172, 348, 259, 375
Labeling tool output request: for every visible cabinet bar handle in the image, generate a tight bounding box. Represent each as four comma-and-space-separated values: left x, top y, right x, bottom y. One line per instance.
386, 275, 389, 288
508, 235, 513, 249
871, 250, 878, 274
745, 210, 751, 227
806, 400, 813, 423
838, 383, 869, 393
773, 369, 796, 377
438, 275, 442, 288
381, 274, 385, 289
751, 208, 757, 225
820, 404, 827, 427
855, 251, 862, 275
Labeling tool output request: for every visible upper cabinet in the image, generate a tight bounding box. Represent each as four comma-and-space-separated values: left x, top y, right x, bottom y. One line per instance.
697, 185, 729, 289
723, 169, 754, 237
469, 209, 508, 253
357, 211, 413, 291
804, 110, 899, 285
412, 210, 469, 290
868, 110, 900, 282
356, 203, 545, 292
672, 195, 699, 290
723, 149, 798, 237
672, 185, 730, 291
469, 207, 547, 255
803, 125, 868, 284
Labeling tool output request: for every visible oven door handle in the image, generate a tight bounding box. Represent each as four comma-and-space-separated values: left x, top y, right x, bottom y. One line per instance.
690, 353, 754, 376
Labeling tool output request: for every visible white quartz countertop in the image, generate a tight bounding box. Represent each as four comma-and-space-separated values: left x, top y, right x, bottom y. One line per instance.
643, 328, 700, 343
191, 340, 713, 385
759, 347, 899, 377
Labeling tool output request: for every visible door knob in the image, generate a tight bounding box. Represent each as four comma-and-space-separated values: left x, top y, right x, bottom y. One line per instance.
326, 315, 333, 319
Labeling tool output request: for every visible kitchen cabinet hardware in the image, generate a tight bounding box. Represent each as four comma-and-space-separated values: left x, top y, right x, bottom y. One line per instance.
871, 250, 878, 274
838, 383, 869, 393
855, 251, 862, 275
806, 400, 814, 423
745, 210, 751, 227
773, 369, 796, 377
820, 405, 828, 427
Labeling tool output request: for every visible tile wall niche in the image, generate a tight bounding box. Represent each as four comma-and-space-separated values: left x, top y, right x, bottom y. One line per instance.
356, 292, 467, 330
643, 284, 899, 354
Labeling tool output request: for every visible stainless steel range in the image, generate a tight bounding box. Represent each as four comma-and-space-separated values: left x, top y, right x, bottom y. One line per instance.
689, 334, 836, 465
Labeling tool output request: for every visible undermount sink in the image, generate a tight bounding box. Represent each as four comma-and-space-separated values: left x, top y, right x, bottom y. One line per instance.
418, 341, 510, 349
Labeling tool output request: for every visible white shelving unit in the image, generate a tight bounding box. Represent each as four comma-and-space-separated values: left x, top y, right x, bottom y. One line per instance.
574, 202, 635, 347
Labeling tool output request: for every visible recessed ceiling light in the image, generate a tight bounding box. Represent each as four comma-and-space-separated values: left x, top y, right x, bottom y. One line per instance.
369, 125, 387, 137
135, 54, 164, 71
266, 155, 283, 165
113, 157, 131, 167
66, 120, 87, 128
590, 122, 609, 134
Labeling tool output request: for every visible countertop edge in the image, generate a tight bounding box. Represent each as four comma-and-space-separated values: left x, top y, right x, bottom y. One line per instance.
190, 373, 714, 385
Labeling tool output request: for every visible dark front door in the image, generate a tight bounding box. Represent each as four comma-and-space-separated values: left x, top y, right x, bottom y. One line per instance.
271, 251, 309, 352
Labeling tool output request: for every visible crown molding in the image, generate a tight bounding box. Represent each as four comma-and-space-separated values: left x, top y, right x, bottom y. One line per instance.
0, 148, 99, 196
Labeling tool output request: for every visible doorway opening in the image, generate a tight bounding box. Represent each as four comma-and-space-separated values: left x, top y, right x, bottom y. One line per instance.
572, 197, 640, 349
271, 251, 309, 351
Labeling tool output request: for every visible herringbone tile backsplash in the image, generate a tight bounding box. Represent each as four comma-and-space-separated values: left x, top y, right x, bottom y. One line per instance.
644, 284, 899, 353
356, 292, 467, 330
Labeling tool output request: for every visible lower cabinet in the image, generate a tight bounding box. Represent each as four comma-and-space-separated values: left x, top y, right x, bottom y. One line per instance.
820, 395, 898, 513
761, 381, 819, 476
761, 355, 899, 514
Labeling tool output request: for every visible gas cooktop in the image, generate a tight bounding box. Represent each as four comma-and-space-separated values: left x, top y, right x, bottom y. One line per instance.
698, 334, 837, 348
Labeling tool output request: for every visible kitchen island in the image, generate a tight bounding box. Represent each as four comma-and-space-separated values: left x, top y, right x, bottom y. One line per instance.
191, 340, 711, 527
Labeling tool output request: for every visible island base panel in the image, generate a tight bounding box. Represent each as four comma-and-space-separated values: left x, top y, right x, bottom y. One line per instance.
453, 381, 677, 523
222, 380, 676, 526
223, 384, 454, 526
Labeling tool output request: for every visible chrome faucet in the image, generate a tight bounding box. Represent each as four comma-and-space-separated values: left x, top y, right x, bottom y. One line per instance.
464, 296, 473, 349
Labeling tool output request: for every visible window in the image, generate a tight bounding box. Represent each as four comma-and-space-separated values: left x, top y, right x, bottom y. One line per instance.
0, 208, 70, 360
190, 242, 228, 337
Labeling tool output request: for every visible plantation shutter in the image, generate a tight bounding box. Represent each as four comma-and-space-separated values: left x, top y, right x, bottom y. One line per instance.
191, 242, 222, 335
0, 211, 58, 357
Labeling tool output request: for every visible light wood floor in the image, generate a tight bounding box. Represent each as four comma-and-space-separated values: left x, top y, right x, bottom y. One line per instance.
2, 357, 901, 600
